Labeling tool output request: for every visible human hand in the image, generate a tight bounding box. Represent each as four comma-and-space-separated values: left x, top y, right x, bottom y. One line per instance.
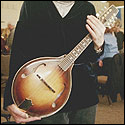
86, 15, 106, 50
98, 60, 103, 67
4, 45, 10, 53
7, 104, 41, 124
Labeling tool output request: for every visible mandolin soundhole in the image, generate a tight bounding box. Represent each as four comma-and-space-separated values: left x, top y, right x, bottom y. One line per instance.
21, 73, 27, 78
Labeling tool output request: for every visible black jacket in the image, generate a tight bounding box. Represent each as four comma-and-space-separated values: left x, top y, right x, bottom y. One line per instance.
4, 1, 102, 112
109, 53, 124, 101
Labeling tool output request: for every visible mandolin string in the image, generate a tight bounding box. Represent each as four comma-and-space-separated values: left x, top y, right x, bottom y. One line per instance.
60, 54, 74, 70
59, 35, 92, 71
58, 53, 74, 71
35, 54, 72, 85
18, 50, 76, 107
44, 54, 74, 85
18, 37, 92, 107
18, 39, 92, 109
17, 33, 99, 108
17, 36, 91, 107
17, 64, 65, 107
18, 29, 97, 107
18, 40, 93, 108
20, 67, 66, 113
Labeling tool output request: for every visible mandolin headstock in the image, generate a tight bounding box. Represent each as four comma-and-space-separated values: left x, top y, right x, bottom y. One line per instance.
96, 5, 119, 28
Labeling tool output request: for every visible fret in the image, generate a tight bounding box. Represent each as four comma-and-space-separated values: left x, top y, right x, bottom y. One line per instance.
61, 55, 72, 67
81, 41, 87, 48
72, 51, 78, 57
70, 51, 76, 59
60, 55, 73, 71
75, 46, 82, 54
85, 34, 92, 42
60, 52, 75, 69
78, 42, 84, 49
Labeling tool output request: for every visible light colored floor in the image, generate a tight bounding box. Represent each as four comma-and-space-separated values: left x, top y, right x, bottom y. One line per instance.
95, 95, 124, 124
1, 85, 124, 124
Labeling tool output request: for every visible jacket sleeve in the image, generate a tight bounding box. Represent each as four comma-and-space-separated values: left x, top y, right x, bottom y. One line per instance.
3, 1, 31, 110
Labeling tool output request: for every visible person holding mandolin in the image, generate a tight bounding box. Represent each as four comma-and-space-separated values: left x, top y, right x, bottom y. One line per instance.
3, 1, 107, 124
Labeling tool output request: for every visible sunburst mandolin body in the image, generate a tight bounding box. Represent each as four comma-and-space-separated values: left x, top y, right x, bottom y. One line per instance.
12, 56, 73, 118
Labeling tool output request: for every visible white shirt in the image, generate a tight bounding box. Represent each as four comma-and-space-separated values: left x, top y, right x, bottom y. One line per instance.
52, 1, 75, 18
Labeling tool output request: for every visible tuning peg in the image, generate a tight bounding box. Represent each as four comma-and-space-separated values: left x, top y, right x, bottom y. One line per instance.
107, 22, 110, 26
113, 13, 117, 17
96, 13, 100, 18
96, 10, 103, 18
108, 26, 112, 29
109, 9, 112, 12
106, 11, 110, 15
104, 13, 107, 17
114, 16, 117, 21
104, 22, 111, 29
111, 16, 115, 20
108, 19, 113, 23
110, 23, 114, 27
111, 16, 117, 22
101, 16, 105, 20
104, 6, 107, 11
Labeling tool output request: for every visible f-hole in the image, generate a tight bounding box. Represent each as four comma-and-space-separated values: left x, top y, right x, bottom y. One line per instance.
33, 63, 46, 73
21, 63, 46, 78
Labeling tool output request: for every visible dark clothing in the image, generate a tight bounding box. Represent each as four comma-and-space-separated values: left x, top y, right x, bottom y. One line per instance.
6, 28, 15, 54
93, 54, 124, 102
1, 37, 6, 53
110, 53, 124, 101
26, 105, 97, 124
93, 58, 113, 76
4, 1, 101, 112
115, 31, 124, 50
2, 105, 97, 124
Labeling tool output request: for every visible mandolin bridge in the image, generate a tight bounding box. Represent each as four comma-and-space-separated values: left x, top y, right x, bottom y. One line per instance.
36, 74, 56, 93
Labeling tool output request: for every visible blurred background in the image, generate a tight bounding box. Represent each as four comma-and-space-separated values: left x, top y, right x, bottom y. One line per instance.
1, 1, 124, 124
1, 1, 124, 29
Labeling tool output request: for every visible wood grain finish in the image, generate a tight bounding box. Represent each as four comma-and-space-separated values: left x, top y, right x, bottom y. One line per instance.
12, 56, 72, 117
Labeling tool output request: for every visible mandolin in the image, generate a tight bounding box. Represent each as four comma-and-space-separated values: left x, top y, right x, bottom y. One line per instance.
12, 5, 118, 118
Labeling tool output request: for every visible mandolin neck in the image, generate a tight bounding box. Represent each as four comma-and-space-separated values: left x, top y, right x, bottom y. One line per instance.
58, 5, 119, 71
58, 34, 92, 71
